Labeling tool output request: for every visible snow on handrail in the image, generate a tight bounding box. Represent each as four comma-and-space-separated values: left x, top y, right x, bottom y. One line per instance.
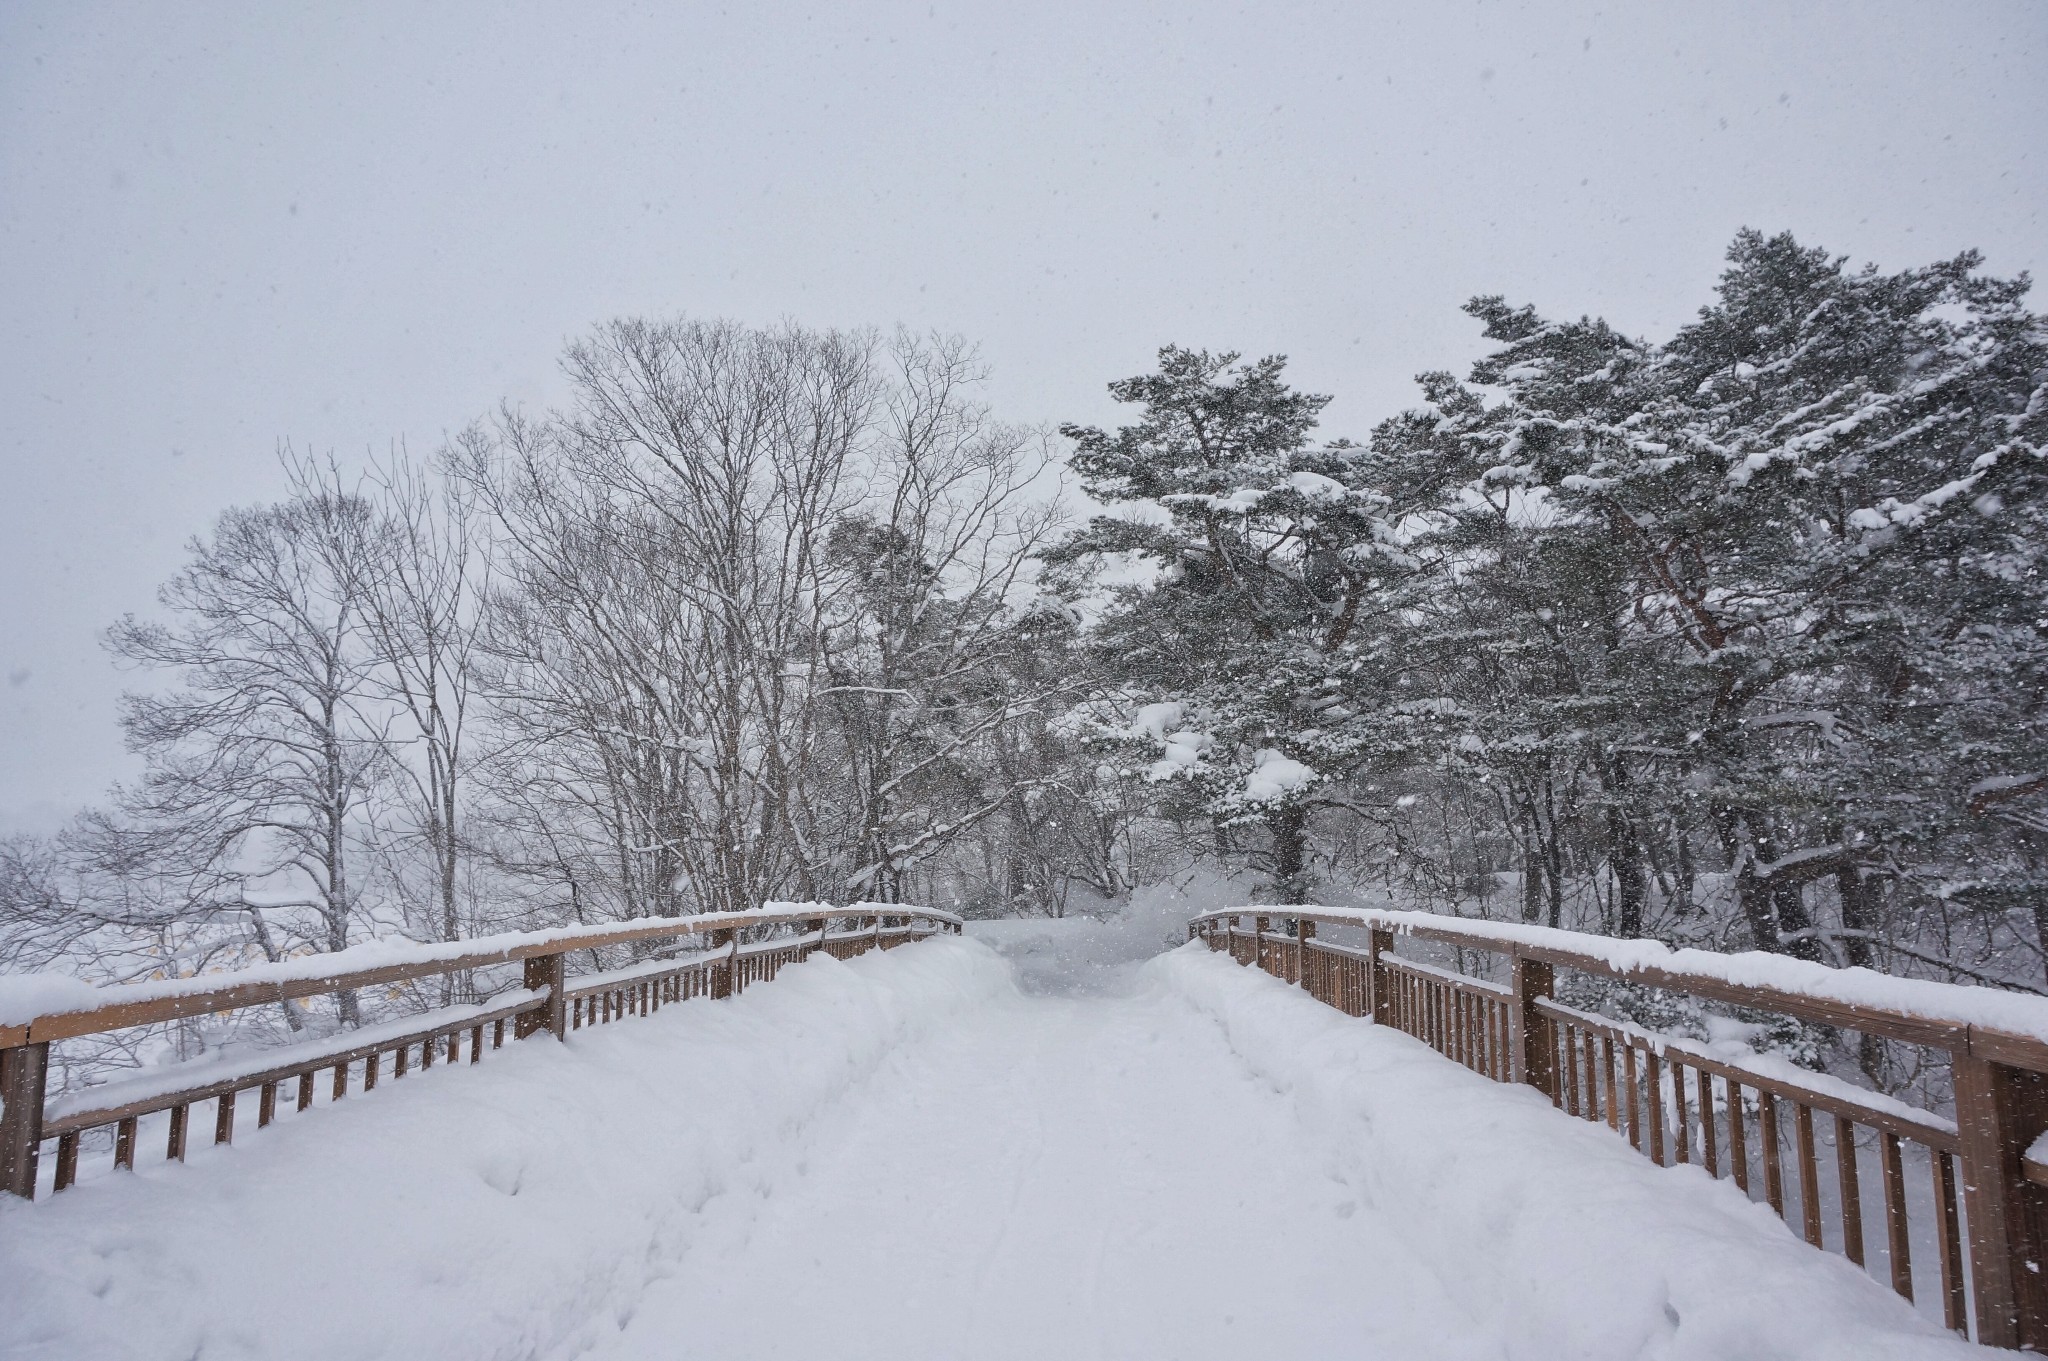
1195, 904, 2048, 1065
0, 901, 962, 1045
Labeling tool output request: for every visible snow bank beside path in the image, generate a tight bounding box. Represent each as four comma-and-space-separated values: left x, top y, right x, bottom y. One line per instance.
0, 938, 1012, 1361
1152, 945, 1981, 1361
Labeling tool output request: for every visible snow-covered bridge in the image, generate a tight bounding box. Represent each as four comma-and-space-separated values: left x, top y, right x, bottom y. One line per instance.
2, 903, 2043, 1359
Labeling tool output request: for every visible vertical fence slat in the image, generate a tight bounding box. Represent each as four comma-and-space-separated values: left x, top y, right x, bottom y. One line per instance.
1563, 1023, 1582, 1118
1795, 1103, 1824, 1247
1935, 1149, 1968, 1334
1697, 1067, 1717, 1177
53, 1130, 78, 1191
1836, 1116, 1865, 1267
1729, 1081, 1750, 1194
1645, 1051, 1666, 1164
166, 1103, 188, 1162
1880, 1132, 1913, 1301
1760, 1090, 1784, 1217
1671, 1060, 1690, 1165
1601, 1036, 1618, 1133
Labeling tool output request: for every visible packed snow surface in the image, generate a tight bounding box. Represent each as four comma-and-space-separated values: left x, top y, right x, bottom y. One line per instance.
1, 918, 1977, 1359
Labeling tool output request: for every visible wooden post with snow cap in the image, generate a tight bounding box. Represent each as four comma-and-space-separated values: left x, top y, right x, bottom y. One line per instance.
1511, 956, 1557, 1099
515, 952, 566, 1040
1953, 1054, 2048, 1347
710, 928, 736, 998
1367, 927, 1394, 1026
0, 1040, 49, 1199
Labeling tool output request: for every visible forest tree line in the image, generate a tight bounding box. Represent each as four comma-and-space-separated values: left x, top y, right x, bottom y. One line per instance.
5, 229, 2047, 1045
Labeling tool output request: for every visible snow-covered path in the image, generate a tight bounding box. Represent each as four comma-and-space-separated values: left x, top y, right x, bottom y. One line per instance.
582, 960, 1483, 1361
0, 920, 1981, 1360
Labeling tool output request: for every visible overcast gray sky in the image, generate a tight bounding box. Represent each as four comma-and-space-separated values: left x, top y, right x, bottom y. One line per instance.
1, 1, 2042, 831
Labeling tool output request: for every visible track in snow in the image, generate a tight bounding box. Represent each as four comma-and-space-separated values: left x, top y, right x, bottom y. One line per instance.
578, 924, 1488, 1361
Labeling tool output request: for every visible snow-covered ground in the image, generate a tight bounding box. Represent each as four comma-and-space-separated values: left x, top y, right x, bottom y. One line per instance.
1, 914, 1981, 1359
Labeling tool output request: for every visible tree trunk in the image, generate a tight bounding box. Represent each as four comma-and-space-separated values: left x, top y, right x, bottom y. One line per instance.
1521, 836, 1545, 924
1270, 804, 1310, 902
1607, 807, 1648, 938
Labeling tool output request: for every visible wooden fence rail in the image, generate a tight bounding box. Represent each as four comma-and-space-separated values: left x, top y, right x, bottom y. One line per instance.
1191, 907, 2048, 1351
0, 904, 960, 1204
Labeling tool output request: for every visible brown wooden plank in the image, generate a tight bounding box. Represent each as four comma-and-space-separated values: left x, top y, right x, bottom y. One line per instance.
1836, 1115, 1865, 1267
1602, 1036, 1619, 1132
1671, 1059, 1690, 1164
1795, 1102, 1823, 1247
214, 1090, 236, 1146
49, 994, 538, 1138
15, 906, 964, 1046
1530, 999, 1959, 1152
258, 1081, 277, 1129
0, 1040, 48, 1199
1697, 1067, 1717, 1177
1935, 1149, 1968, 1333
1730, 1081, 1751, 1194
1952, 1055, 2048, 1346
1186, 909, 1994, 1060
1760, 1090, 1784, 1217
1645, 1051, 1666, 1164
53, 1130, 78, 1192
470, 1025, 484, 1063
167, 1103, 188, 1162
114, 1117, 135, 1170
1624, 1041, 1641, 1147
1584, 1031, 1602, 1124
1563, 1022, 1581, 1118
1880, 1132, 1913, 1300
1511, 959, 1556, 1096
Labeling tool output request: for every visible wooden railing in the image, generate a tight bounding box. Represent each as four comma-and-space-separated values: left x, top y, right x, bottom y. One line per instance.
0, 904, 960, 1203
1192, 906, 2048, 1351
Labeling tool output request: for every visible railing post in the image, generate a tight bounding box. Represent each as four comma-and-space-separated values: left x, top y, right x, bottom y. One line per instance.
1368, 928, 1394, 1025
1297, 918, 1314, 990
1255, 916, 1271, 976
1954, 1053, 2048, 1347
710, 928, 736, 998
0, 1041, 49, 1200
516, 952, 566, 1040
1511, 956, 1557, 1098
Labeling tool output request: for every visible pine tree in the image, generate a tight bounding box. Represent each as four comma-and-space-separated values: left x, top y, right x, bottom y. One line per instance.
1051, 347, 1424, 899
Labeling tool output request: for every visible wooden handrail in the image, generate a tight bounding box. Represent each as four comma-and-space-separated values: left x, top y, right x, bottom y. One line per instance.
0, 903, 963, 1048
1191, 906, 2048, 1350
1188, 906, 2045, 1067
0, 903, 961, 1206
